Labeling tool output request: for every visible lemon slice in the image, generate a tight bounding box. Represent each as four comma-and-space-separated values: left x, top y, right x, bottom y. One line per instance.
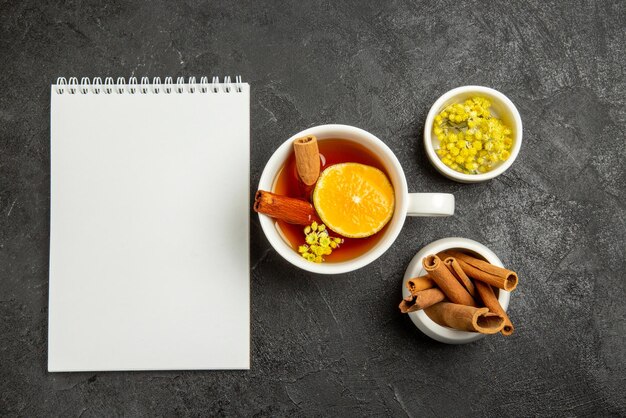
312, 163, 395, 238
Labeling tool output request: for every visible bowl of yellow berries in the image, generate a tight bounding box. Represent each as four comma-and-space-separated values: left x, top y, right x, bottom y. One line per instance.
424, 86, 522, 183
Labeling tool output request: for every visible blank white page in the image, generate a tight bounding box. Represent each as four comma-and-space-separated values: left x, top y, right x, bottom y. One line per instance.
48, 81, 250, 371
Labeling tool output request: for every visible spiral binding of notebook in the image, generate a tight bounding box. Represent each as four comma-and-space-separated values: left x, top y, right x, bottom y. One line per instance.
54, 76, 244, 95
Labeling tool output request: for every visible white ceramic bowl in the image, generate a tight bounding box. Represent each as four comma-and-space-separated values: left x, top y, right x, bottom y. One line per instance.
401, 237, 510, 344
423, 86, 523, 183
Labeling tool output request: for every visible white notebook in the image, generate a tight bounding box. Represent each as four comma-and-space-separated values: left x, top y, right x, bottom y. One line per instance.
48, 76, 250, 371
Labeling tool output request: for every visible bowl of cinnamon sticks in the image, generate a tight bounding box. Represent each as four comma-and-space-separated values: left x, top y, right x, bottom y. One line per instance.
400, 237, 517, 344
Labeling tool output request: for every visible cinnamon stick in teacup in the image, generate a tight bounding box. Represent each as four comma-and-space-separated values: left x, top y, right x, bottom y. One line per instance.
423, 255, 476, 307
425, 302, 505, 334
475, 281, 515, 336
444, 257, 476, 297
293, 135, 320, 186
399, 288, 445, 313
406, 275, 435, 294
447, 250, 518, 289
254, 190, 317, 225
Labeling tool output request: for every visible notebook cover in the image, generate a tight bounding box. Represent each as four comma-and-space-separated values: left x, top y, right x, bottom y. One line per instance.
48, 79, 250, 371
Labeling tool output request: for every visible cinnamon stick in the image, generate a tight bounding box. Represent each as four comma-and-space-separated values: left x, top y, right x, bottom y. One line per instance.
293, 135, 320, 186
455, 258, 518, 291
475, 281, 514, 336
423, 255, 476, 307
447, 250, 518, 289
444, 257, 476, 297
438, 251, 518, 291
254, 190, 317, 225
406, 275, 435, 294
416, 288, 446, 311
399, 294, 419, 313
437, 251, 452, 260
425, 302, 505, 334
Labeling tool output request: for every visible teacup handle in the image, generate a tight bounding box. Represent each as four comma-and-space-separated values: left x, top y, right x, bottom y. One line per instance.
406, 193, 455, 217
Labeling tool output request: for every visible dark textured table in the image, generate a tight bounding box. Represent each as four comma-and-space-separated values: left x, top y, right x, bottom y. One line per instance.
1, 1, 625, 416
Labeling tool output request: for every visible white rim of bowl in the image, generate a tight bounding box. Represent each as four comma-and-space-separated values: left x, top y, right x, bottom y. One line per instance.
401, 237, 511, 344
423, 86, 523, 182
257, 124, 408, 275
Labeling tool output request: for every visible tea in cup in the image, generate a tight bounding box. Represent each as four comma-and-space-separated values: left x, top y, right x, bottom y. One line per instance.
256, 124, 454, 274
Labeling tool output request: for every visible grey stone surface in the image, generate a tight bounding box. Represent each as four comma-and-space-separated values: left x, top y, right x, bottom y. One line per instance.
1, 0, 625, 416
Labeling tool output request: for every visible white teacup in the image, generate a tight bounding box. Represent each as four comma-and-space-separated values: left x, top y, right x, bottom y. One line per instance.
257, 124, 455, 274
